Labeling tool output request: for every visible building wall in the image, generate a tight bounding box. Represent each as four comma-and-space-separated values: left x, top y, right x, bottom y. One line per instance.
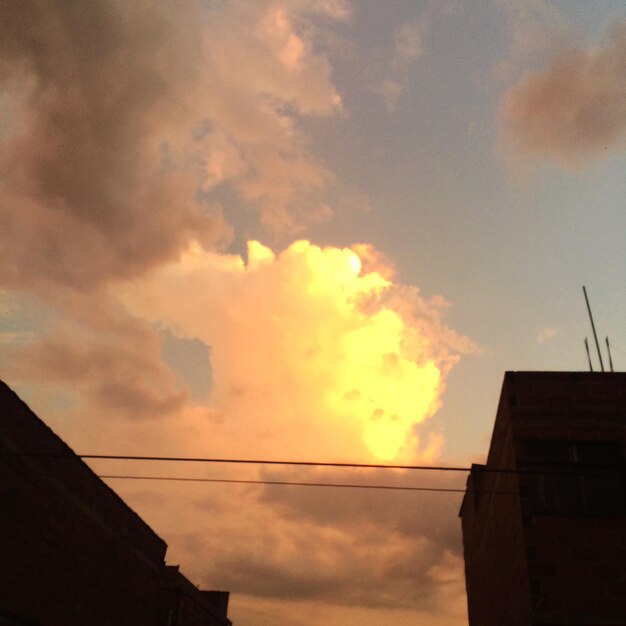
0, 380, 232, 626
460, 440, 532, 623
461, 372, 626, 626
0, 380, 167, 626
161, 566, 231, 626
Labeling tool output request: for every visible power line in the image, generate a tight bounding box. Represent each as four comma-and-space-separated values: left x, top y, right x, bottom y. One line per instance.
99, 474, 471, 492
3, 452, 623, 477
99, 474, 517, 495
1, 452, 469, 472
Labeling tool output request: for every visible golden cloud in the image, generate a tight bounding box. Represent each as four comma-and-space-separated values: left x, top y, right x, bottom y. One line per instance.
119, 240, 473, 462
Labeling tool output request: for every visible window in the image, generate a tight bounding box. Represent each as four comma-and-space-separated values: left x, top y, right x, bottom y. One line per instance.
524, 440, 626, 516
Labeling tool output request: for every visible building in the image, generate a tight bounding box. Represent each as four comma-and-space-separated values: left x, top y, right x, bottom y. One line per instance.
0, 379, 231, 626
161, 566, 231, 626
460, 371, 626, 626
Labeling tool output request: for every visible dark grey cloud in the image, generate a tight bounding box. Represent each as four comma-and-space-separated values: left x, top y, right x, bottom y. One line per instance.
4, 293, 188, 419
0, 0, 229, 289
0, 0, 350, 290
189, 468, 466, 610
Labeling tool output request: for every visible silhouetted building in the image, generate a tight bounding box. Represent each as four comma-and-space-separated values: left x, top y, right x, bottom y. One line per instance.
0, 380, 231, 626
460, 371, 626, 626
161, 566, 231, 626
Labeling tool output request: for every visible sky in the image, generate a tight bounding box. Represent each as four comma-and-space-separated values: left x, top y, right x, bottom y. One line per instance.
1, 1, 625, 624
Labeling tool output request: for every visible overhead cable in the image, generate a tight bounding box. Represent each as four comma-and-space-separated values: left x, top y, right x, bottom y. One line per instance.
3, 452, 623, 477
0, 452, 468, 471
98, 474, 516, 495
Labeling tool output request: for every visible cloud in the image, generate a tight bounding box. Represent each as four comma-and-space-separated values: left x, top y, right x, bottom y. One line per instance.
370, 1, 459, 112
99, 465, 468, 620
0, 238, 474, 621
0, 331, 37, 345
241, 466, 466, 606
208, 497, 463, 609
0, 4, 476, 621
118, 239, 475, 462
0, 290, 13, 316
535, 327, 558, 343
199, 1, 348, 233
0, 1, 230, 289
392, 20, 428, 72
3, 292, 188, 419
492, 0, 568, 85
228, 595, 466, 626
500, 20, 626, 167
372, 18, 428, 112
0, 1, 347, 290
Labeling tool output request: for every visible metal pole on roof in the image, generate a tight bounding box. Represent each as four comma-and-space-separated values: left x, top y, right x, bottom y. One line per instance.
605, 336, 615, 372
584, 338, 593, 372
583, 286, 604, 372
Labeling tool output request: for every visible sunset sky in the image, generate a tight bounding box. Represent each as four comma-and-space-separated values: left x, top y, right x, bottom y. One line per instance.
1, 1, 626, 624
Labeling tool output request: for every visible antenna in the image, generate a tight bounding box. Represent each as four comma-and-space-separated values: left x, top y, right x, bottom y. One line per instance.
582, 286, 604, 372
605, 336, 615, 373
584, 338, 593, 372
